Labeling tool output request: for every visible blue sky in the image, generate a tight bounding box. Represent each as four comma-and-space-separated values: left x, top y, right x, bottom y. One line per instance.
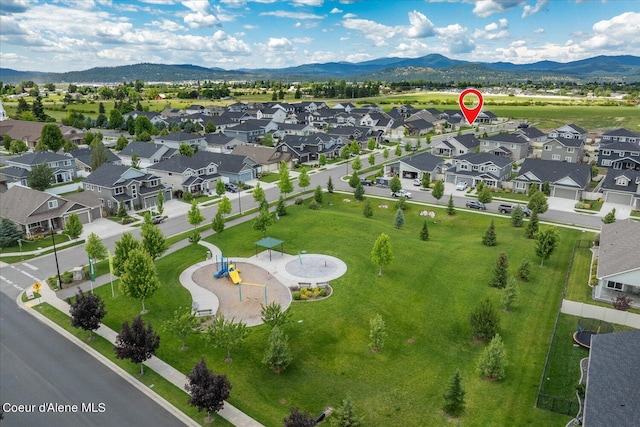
1, 0, 638, 73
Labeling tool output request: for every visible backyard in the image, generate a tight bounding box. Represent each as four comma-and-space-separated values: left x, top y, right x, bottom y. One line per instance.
79, 193, 583, 426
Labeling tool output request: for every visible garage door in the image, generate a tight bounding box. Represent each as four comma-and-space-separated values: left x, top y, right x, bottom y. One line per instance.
553, 187, 578, 200
605, 192, 633, 206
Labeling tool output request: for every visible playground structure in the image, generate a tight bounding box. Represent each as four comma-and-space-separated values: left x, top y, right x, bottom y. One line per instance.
213, 256, 242, 284
573, 318, 614, 349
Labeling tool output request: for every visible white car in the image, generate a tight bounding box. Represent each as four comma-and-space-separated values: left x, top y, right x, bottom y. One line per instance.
391, 189, 412, 199
455, 181, 468, 191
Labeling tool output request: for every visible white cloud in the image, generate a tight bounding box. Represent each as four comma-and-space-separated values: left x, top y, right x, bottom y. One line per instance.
259, 10, 324, 19
343, 18, 396, 46
292, 37, 313, 43
345, 52, 373, 63
522, 0, 547, 19
147, 19, 186, 32
0, 0, 30, 15
582, 12, 640, 50
330, 7, 342, 14
534, 28, 544, 34
266, 37, 294, 51
499, 18, 508, 28
435, 24, 475, 54
184, 12, 220, 28
291, 0, 323, 6
243, 24, 258, 29
210, 30, 251, 54
343, 13, 356, 19
472, 0, 523, 18
405, 10, 435, 38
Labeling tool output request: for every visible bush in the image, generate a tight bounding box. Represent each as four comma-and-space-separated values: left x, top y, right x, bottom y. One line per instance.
183, 191, 193, 202
575, 202, 585, 209
294, 198, 303, 205
292, 291, 301, 300
61, 271, 73, 284
319, 288, 328, 297
309, 200, 319, 210
583, 204, 591, 209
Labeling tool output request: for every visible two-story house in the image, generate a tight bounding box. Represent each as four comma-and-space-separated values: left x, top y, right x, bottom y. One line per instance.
514, 126, 547, 143
512, 158, 591, 199
385, 152, 444, 183
597, 142, 640, 171
223, 121, 266, 143
540, 137, 585, 163
153, 131, 207, 151
548, 123, 588, 142
600, 169, 640, 209
479, 133, 530, 161
83, 163, 172, 213
4, 151, 77, 187
67, 147, 122, 173
231, 145, 294, 173
118, 142, 176, 169
276, 133, 345, 164
600, 128, 640, 146
445, 152, 512, 188
432, 134, 480, 157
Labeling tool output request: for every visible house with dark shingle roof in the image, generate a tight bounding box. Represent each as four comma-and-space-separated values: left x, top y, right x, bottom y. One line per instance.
223, 121, 265, 143
540, 136, 585, 163
0, 185, 102, 238
480, 133, 530, 161
600, 169, 640, 208
385, 152, 444, 182
514, 126, 547, 143
67, 147, 121, 173
548, 123, 588, 142
0, 119, 84, 149
231, 145, 294, 172
118, 141, 175, 169
445, 152, 512, 188
597, 141, 640, 170
153, 131, 207, 151
432, 134, 480, 157
6, 151, 77, 186
600, 128, 640, 146
583, 328, 640, 427
513, 158, 591, 199
204, 134, 245, 153
276, 133, 345, 164
83, 163, 171, 213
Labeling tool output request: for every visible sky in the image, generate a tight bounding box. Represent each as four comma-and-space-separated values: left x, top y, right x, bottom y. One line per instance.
1, 0, 639, 73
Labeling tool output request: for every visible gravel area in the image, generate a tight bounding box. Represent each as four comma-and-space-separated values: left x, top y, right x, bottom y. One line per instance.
192, 262, 291, 326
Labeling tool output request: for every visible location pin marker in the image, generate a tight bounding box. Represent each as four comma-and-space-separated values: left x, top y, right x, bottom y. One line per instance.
458, 88, 484, 125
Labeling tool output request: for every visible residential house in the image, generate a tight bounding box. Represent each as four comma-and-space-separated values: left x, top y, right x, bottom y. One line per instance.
0, 101, 7, 121
600, 128, 640, 146
276, 133, 344, 164
403, 118, 434, 137
475, 110, 497, 124
272, 123, 316, 139
0, 185, 102, 238
67, 147, 121, 173
540, 137, 584, 163
204, 134, 245, 153
600, 169, 640, 208
385, 152, 444, 182
548, 123, 588, 142
445, 152, 512, 188
223, 121, 265, 143
359, 112, 394, 135
593, 219, 640, 301
514, 126, 547, 143
231, 145, 294, 172
5, 151, 77, 186
0, 119, 84, 149
153, 131, 207, 151
122, 110, 166, 128
185, 104, 211, 115
118, 141, 175, 168
82, 163, 172, 213
256, 107, 287, 123
480, 133, 530, 161
583, 329, 640, 427
513, 158, 591, 199
432, 134, 480, 157
597, 142, 640, 170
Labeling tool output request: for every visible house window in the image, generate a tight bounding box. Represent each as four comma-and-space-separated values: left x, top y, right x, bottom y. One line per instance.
107, 200, 111, 208
567, 148, 575, 153
515, 182, 526, 190
510, 144, 515, 149
494, 142, 499, 147
552, 154, 561, 160
483, 141, 489, 146
565, 156, 573, 162
544, 145, 551, 151
601, 150, 610, 156
48, 200, 58, 209
606, 281, 623, 291
602, 160, 612, 166
618, 151, 624, 157
114, 187, 123, 195
631, 152, 639, 157
616, 178, 629, 186
131, 185, 137, 198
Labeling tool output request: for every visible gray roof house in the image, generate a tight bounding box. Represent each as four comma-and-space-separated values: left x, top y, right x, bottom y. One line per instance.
230, 145, 294, 172
514, 126, 547, 143
153, 131, 207, 151
445, 152, 512, 188
512, 158, 591, 199
385, 152, 444, 182
593, 219, 640, 302
540, 137, 585, 163
0, 185, 102, 238
223, 121, 265, 143
548, 123, 588, 142
600, 128, 640, 146
67, 147, 121, 173
83, 163, 171, 213
204, 134, 245, 153
118, 141, 175, 169
276, 133, 345, 164
480, 133, 530, 161
583, 329, 640, 426
432, 134, 480, 157
6, 151, 77, 186
600, 169, 640, 209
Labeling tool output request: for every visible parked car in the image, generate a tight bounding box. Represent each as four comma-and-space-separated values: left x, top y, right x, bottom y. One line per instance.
455, 181, 468, 191
360, 178, 373, 186
465, 200, 486, 210
498, 204, 531, 216
225, 183, 239, 193
413, 179, 422, 187
151, 215, 164, 224
391, 189, 412, 199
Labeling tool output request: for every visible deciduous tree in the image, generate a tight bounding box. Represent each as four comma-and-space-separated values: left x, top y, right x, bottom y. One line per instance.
85, 232, 107, 262
389, 175, 401, 194
119, 247, 160, 313
371, 233, 393, 276
528, 190, 548, 214
349, 170, 360, 189
298, 167, 310, 192
278, 161, 294, 196
114, 315, 160, 375
69, 289, 106, 340
185, 357, 231, 423
218, 196, 232, 217
62, 213, 82, 240
351, 155, 362, 172
477, 185, 492, 204
432, 180, 444, 202
40, 123, 65, 152
354, 182, 365, 201
253, 204, 274, 237
141, 219, 168, 260
162, 306, 199, 350
284, 407, 315, 427
206, 315, 250, 362
156, 190, 164, 215
113, 232, 139, 276
187, 200, 205, 244
252, 182, 265, 204
535, 227, 559, 266
602, 208, 616, 224
260, 302, 291, 329
27, 162, 54, 190
90, 139, 109, 171
211, 211, 225, 234
215, 178, 226, 196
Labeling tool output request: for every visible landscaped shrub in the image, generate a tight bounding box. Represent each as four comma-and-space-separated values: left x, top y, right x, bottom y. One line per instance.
294, 198, 303, 205
61, 271, 74, 284
292, 291, 301, 300
309, 200, 319, 210
183, 191, 193, 202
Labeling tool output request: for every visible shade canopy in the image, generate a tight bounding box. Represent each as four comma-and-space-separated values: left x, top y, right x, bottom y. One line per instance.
254, 237, 284, 261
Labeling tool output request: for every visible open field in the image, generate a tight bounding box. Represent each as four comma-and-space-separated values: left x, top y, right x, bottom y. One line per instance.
84, 194, 581, 426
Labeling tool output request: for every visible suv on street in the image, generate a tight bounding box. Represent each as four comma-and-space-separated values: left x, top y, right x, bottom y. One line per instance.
498, 203, 531, 216
151, 215, 164, 224
391, 189, 412, 199
465, 200, 486, 210
360, 178, 373, 186
225, 183, 239, 193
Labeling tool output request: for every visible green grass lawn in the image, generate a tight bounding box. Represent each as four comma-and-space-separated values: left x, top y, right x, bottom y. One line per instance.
88, 194, 580, 426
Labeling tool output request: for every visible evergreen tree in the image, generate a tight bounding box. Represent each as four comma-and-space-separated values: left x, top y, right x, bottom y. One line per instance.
446, 194, 456, 216
371, 233, 393, 276
491, 252, 509, 289
262, 326, 292, 373
482, 220, 497, 246
31, 96, 47, 121
206, 315, 250, 362
114, 315, 160, 375
369, 313, 387, 352
0, 218, 22, 247
185, 357, 232, 423
349, 170, 360, 189
276, 195, 287, 217
90, 139, 109, 171
517, 258, 532, 281
327, 176, 334, 193
470, 298, 500, 342
528, 183, 539, 196
113, 232, 140, 277
535, 227, 559, 266
330, 398, 363, 427
477, 334, 507, 380
354, 182, 365, 201
442, 369, 466, 417
525, 210, 539, 239
28, 162, 54, 190
141, 220, 168, 260
313, 185, 323, 204
211, 211, 225, 234
432, 180, 445, 202
420, 220, 429, 241
394, 208, 405, 229
162, 306, 199, 350
69, 289, 106, 340
511, 205, 524, 227
119, 247, 160, 313
502, 276, 520, 311
63, 212, 83, 239
260, 302, 291, 329
602, 208, 616, 224
541, 180, 551, 196
363, 199, 373, 218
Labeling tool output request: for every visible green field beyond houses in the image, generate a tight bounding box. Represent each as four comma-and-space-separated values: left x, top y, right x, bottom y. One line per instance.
92, 195, 580, 426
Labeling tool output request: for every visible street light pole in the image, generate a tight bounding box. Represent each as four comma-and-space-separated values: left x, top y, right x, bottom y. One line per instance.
50, 229, 62, 290
238, 189, 242, 214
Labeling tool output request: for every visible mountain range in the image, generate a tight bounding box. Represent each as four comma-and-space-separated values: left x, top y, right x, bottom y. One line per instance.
1, 54, 639, 85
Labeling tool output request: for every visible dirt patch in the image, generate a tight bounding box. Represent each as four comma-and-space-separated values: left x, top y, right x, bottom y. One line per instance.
191, 262, 291, 327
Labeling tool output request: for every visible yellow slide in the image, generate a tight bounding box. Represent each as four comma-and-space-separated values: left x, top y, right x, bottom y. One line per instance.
228, 264, 242, 284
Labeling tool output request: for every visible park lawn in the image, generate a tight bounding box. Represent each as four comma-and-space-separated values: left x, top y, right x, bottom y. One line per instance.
33, 302, 233, 426
91, 193, 578, 426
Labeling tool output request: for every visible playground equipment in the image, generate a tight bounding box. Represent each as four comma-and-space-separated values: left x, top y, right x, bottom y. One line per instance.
238, 282, 267, 305
228, 264, 242, 284
573, 318, 614, 349
213, 255, 242, 284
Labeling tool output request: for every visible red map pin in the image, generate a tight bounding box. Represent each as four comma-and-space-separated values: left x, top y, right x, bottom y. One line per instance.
458, 88, 484, 125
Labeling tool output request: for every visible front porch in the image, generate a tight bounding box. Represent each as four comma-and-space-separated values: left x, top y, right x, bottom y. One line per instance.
26, 217, 63, 239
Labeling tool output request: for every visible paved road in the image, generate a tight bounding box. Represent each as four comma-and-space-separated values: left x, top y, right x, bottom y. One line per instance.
0, 293, 188, 427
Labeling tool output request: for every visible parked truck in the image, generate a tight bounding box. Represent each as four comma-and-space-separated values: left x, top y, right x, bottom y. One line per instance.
498, 203, 532, 216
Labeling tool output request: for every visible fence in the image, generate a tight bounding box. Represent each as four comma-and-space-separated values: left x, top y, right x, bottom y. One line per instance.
536, 393, 580, 416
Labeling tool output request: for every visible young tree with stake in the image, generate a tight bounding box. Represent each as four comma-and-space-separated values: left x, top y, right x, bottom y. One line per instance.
185, 357, 232, 423
162, 306, 199, 350
371, 233, 393, 276
114, 315, 160, 375
69, 289, 106, 340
